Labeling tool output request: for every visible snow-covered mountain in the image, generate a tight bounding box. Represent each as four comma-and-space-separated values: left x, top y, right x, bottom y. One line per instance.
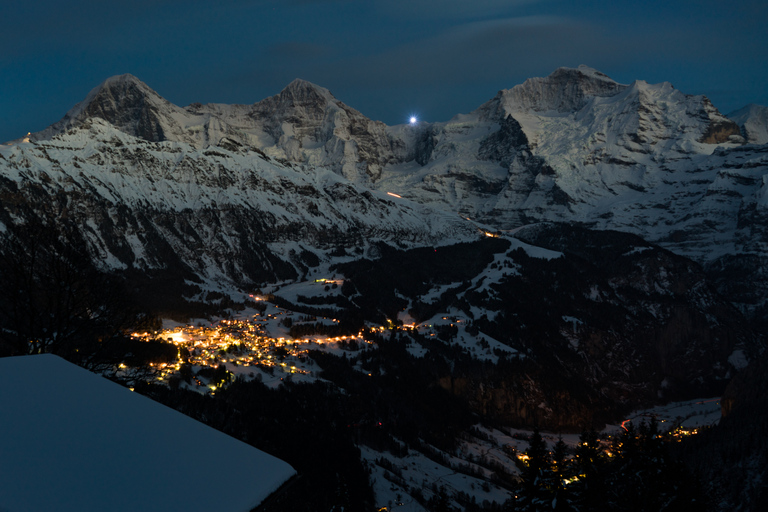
377, 65, 749, 232
190, 78, 414, 183
31, 74, 192, 144
375, 67, 767, 320
728, 103, 768, 145
3, 67, 768, 480
31, 74, 415, 183
9, 66, 768, 322
3, 118, 476, 289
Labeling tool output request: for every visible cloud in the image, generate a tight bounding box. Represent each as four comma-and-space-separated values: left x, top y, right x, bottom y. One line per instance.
284, 0, 353, 4
303, 16, 613, 90
375, 0, 542, 19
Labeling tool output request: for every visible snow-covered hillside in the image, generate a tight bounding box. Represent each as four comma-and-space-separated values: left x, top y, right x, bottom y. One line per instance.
1, 119, 476, 286
3, 68, 765, 512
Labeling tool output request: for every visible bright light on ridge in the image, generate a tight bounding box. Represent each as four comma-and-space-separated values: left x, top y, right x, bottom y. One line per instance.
409, 116, 417, 124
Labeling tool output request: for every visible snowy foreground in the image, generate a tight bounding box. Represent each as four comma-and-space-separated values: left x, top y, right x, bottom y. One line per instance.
0, 354, 295, 512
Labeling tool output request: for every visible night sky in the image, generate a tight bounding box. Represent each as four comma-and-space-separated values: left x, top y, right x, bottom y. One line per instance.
2, 0, 766, 143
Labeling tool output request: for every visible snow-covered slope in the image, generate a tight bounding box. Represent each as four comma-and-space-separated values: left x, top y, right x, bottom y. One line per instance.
191, 79, 412, 183
378, 65, 748, 234
0, 354, 295, 512
369, 67, 768, 319
31, 75, 415, 183
2, 119, 477, 287
728, 103, 768, 145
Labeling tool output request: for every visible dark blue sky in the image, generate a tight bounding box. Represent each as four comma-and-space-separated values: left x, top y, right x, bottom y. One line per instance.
2, 0, 766, 143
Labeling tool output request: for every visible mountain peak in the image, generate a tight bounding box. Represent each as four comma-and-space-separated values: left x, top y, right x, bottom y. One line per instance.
31, 74, 172, 143
100, 73, 145, 87
277, 78, 336, 104
517, 65, 626, 112
284, 78, 322, 90
84, 74, 164, 108
479, 65, 628, 119
250, 78, 343, 127
551, 65, 618, 84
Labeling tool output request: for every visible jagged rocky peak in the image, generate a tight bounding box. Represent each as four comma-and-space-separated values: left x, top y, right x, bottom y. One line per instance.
280, 78, 336, 104
251, 78, 340, 122
246, 78, 400, 182
728, 103, 768, 145
481, 65, 628, 119
95, 73, 161, 100
597, 78, 742, 146
32, 73, 178, 143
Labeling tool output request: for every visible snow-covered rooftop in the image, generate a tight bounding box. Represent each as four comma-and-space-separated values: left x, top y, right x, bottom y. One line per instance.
0, 354, 295, 512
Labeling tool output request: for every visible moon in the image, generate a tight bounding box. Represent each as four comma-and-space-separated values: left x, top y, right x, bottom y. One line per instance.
409, 116, 417, 124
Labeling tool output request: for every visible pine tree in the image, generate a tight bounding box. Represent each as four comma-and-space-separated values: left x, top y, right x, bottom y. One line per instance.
570, 429, 605, 510
515, 427, 560, 511
551, 435, 576, 511
553, 436, 568, 476
605, 418, 702, 511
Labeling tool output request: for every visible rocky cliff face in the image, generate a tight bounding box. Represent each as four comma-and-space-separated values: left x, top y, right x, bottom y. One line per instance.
480, 65, 628, 117
32, 75, 185, 144
241, 79, 404, 182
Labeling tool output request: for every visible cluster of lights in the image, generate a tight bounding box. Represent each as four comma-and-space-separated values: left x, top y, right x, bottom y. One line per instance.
127, 301, 462, 393
670, 426, 698, 440
127, 299, 524, 393
129, 313, 374, 393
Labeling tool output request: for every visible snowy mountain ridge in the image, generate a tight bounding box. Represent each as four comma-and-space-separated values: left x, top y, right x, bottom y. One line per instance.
2, 118, 476, 287
481, 65, 629, 116
377, 66, 749, 230
30, 74, 412, 184
8, 66, 768, 320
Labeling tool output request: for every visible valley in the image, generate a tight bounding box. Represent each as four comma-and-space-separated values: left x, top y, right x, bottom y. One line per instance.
125, 287, 725, 511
